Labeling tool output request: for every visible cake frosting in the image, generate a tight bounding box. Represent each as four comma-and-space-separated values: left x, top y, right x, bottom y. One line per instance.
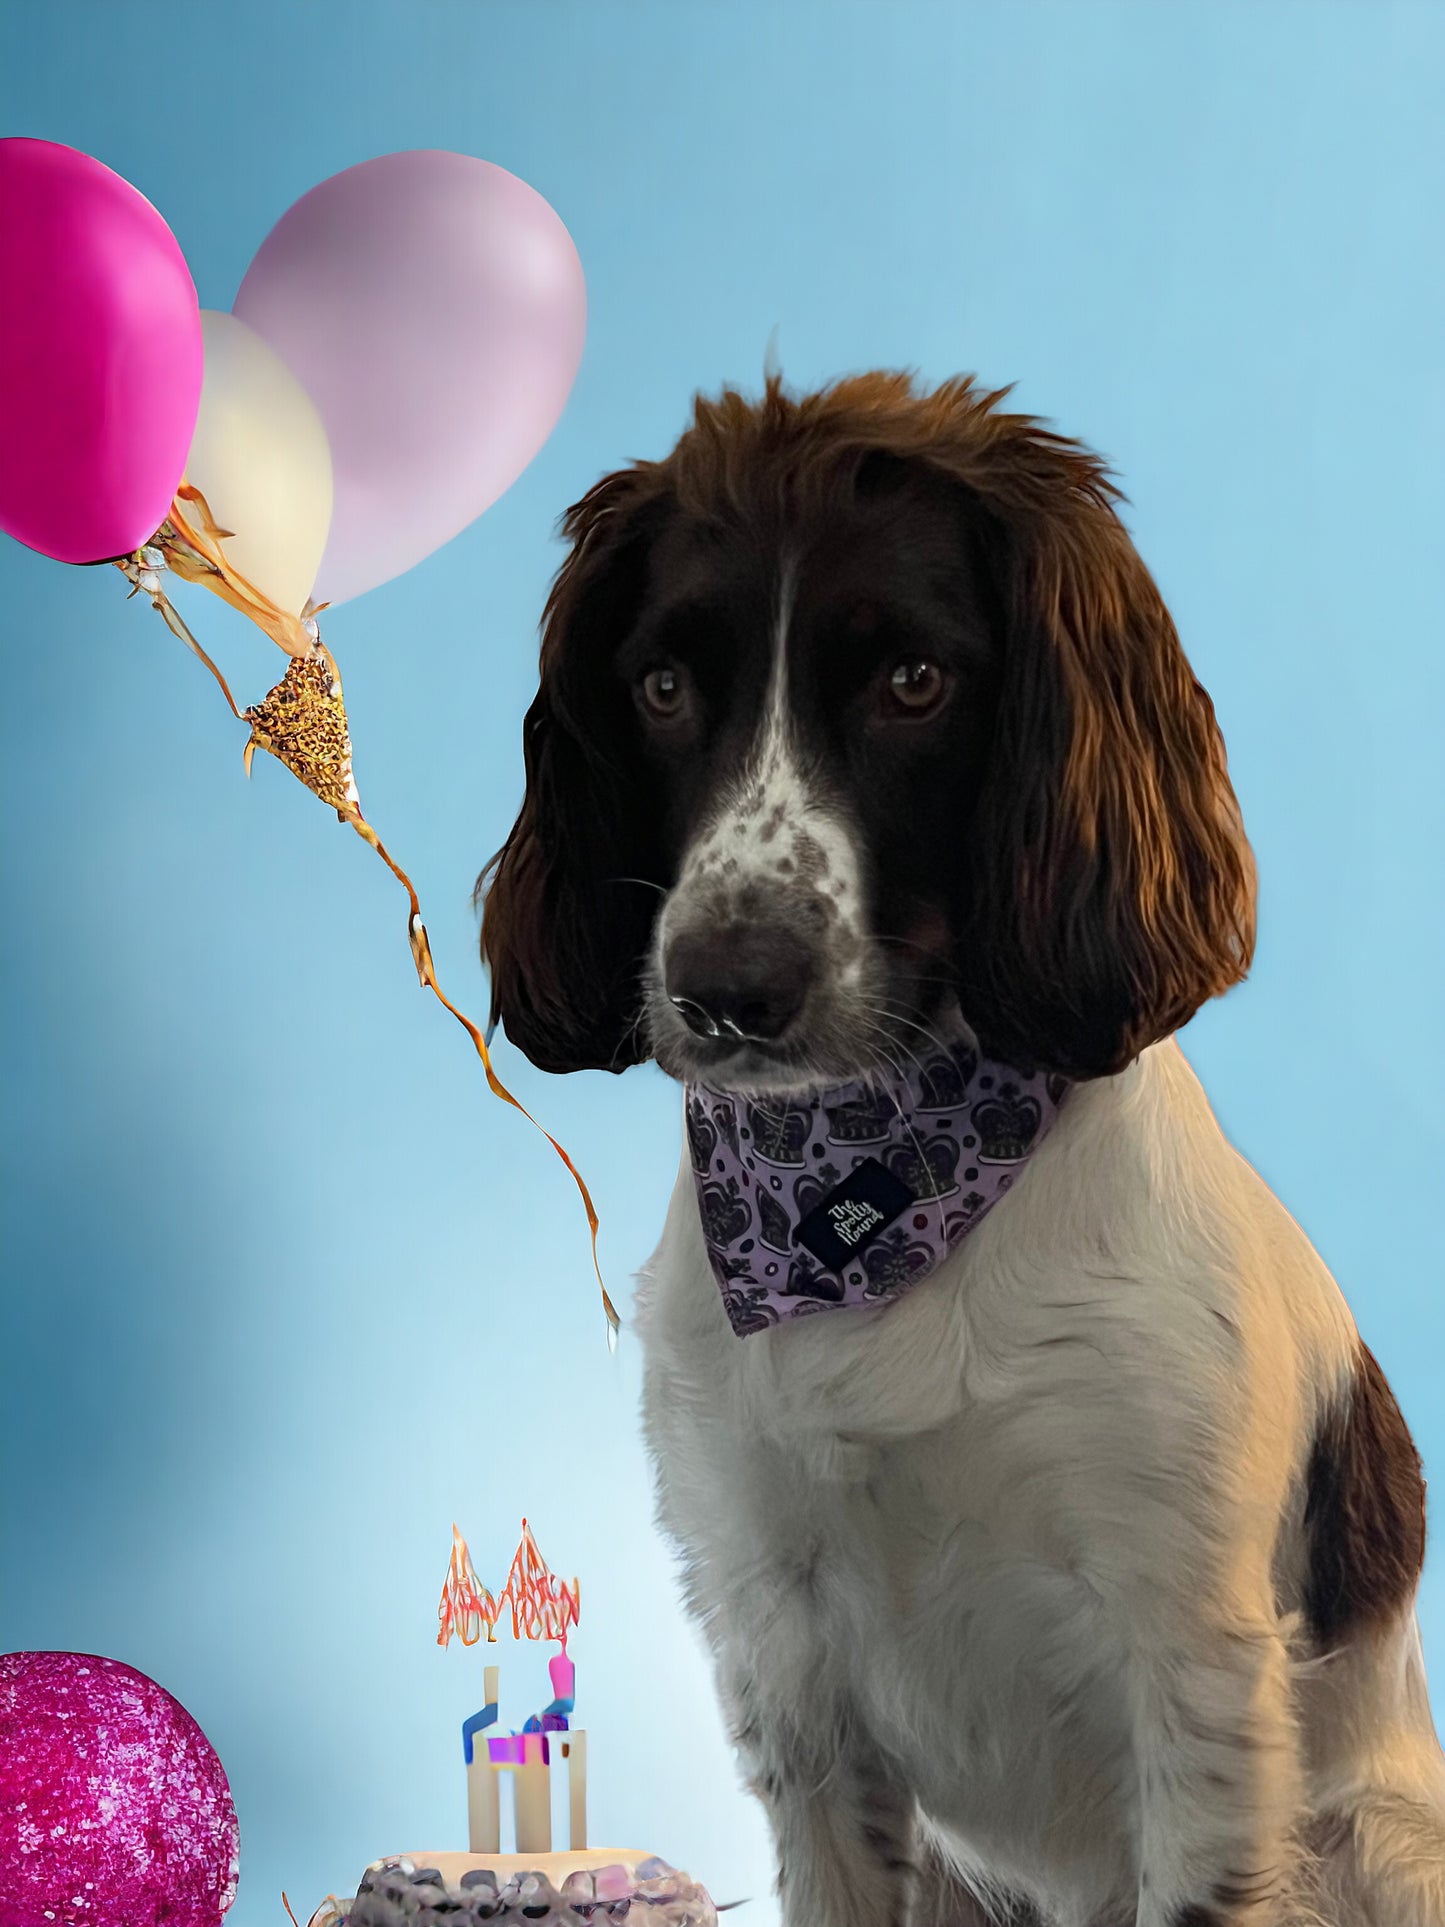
309, 1849, 720, 1924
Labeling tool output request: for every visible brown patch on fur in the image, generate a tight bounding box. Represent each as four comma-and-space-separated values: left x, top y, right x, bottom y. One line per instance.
1304, 1342, 1426, 1644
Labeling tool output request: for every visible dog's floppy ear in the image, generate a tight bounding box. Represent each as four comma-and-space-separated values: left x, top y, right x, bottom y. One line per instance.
478, 469, 668, 1074
949, 441, 1256, 1079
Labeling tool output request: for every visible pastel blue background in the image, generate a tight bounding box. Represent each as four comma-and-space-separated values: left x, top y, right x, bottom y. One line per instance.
2, 4, 1441, 1921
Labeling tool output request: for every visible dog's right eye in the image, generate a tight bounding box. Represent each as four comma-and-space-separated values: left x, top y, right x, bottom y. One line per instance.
637, 664, 693, 723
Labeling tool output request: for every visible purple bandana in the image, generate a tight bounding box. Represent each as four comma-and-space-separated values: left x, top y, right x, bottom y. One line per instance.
685, 1037, 1069, 1338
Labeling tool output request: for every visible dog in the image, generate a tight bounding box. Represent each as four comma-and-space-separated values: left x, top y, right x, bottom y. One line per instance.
478, 373, 1445, 1926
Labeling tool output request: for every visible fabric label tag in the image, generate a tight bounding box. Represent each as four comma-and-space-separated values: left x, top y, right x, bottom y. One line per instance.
794, 1156, 917, 1273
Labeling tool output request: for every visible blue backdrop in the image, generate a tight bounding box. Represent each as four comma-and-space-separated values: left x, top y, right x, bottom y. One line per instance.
2, 4, 1441, 1921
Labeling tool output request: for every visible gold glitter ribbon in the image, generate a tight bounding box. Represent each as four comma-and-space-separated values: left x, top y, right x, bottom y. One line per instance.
116, 492, 619, 1342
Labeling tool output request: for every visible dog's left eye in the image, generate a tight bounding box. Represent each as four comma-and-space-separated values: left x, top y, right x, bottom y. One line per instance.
882, 658, 948, 717
637, 663, 694, 722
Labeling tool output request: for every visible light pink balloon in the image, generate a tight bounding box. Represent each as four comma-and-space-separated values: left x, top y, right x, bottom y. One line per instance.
234, 151, 586, 606
0, 138, 203, 565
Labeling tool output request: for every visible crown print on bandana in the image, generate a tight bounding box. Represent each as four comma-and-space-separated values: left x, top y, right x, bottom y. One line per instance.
686, 1037, 1070, 1338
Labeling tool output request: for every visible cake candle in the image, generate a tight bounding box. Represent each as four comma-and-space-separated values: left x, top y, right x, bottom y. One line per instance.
443, 1523, 587, 1857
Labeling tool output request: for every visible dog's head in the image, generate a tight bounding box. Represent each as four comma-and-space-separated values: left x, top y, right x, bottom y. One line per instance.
478, 373, 1255, 1090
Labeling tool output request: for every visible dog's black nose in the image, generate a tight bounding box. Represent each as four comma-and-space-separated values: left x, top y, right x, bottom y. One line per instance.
665, 926, 810, 1045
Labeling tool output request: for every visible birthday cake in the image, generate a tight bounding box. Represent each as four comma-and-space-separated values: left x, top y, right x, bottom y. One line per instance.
312, 1851, 718, 1923
307, 1525, 724, 1925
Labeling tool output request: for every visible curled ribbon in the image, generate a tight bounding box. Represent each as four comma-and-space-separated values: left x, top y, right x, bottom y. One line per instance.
115, 489, 619, 1344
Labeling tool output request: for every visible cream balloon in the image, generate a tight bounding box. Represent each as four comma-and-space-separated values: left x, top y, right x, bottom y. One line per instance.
183, 310, 333, 615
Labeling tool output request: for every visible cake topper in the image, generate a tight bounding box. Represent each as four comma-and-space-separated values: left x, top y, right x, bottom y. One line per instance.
439, 1522, 586, 1856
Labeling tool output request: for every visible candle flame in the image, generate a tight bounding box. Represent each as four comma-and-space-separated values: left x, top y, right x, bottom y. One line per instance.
437, 1519, 580, 1648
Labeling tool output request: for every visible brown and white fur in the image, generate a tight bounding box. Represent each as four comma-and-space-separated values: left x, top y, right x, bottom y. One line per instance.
479, 374, 1445, 1926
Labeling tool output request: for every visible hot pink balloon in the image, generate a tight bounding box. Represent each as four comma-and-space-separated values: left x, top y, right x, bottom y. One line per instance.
0, 1651, 239, 1927
234, 150, 586, 607
0, 139, 203, 565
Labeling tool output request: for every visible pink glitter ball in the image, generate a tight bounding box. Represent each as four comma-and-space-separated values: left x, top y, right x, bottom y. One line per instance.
0, 1651, 240, 1927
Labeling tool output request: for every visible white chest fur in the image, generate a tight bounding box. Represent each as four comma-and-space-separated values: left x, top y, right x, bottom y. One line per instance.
633, 1042, 1360, 1914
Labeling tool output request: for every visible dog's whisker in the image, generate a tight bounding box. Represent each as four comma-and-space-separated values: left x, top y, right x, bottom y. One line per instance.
857, 1000, 953, 1074
852, 1016, 950, 1252
870, 997, 957, 1055
612, 986, 656, 1072
855, 1020, 927, 1090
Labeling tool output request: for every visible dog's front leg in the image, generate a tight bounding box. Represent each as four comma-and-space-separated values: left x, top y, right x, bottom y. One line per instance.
728, 1669, 918, 1927
1130, 1618, 1301, 1927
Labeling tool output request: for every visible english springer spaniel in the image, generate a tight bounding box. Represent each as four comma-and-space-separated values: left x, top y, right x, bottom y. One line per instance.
478, 374, 1444, 1926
